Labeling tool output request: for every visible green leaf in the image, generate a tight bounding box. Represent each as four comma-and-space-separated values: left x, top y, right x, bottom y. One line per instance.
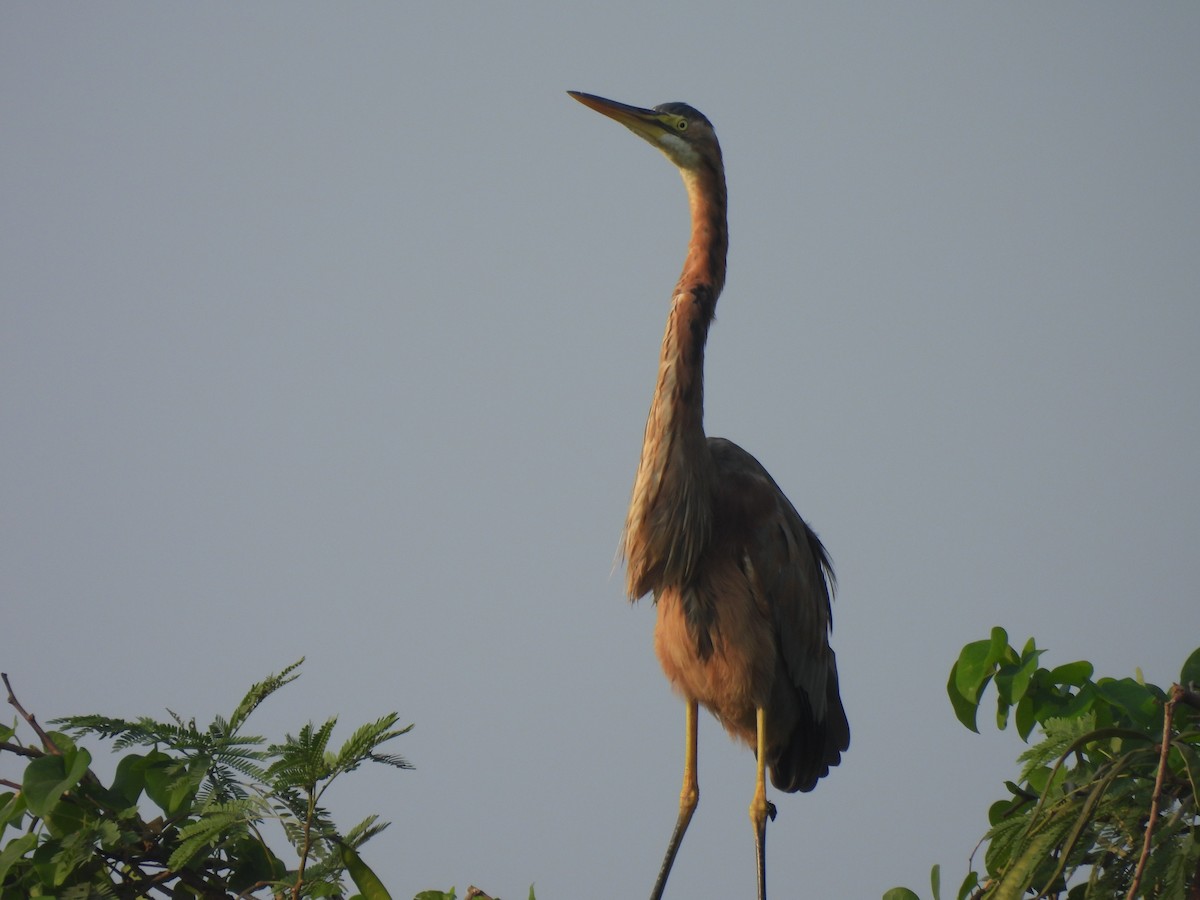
169, 803, 254, 870
1048, 661, 1094, 687
989, 626, 1010, 662
1029, 675, 1073, 725
109, 752, 148, 806
1180, 646, 1200, 688
44, 731, 76, 754
950, 629, 1014, 730
986, 814, 1066, 900
229, 835, 287, 892
332, 714, 414, 776
1061, 681, 1099, 719
142, 752, 198, 817
1096, 678, 1160, 730
882, 889, 922, 900
955, 870, 979, 900
930, 862, 941, 900
0, 832, 37, 885
340, 844, 392, 900
227, 658, 305, 733
44, 794, 87, 837
95, 818, 121, 850
1025, 764, 1066, 798
1015, 694, 1036, 741
22, 748, 91, 818
995, 697, 1011, 731
1010, 650, 1041, 704
988, 797, 1010, 826
955, 639, 996, 702
947, 662, 982, 733
0, 791, 27, 834
31, 835, 71, 887
414, 890, 456, 900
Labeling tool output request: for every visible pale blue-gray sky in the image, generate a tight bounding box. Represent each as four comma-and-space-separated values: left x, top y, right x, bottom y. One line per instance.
3, 5, 1198, 898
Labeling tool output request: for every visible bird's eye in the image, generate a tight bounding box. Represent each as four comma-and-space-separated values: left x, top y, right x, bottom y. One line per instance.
676, 119, 688, 131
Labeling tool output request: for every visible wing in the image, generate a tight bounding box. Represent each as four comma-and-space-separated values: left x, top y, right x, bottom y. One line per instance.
708, 436, 849, 792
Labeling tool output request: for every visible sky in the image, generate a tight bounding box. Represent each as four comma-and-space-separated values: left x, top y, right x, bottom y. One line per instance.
3, 4, 1199, 898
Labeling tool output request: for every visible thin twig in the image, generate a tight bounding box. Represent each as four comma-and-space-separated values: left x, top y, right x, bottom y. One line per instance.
2, 672, 61, 754
1127, 683, 1180, 900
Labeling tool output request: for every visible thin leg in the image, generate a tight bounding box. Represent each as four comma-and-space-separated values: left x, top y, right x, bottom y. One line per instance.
749, 707, 772, 900
650, 699, 698, 900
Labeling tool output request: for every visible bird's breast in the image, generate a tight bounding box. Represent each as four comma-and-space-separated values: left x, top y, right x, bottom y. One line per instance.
652, 570, 775, 749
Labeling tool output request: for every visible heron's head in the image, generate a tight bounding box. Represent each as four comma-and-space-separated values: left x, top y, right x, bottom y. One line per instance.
568, 91, 721, 173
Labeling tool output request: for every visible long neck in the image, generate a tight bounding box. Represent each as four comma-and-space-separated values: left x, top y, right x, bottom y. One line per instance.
622, 159, 728, 599
677, 162, 728, 299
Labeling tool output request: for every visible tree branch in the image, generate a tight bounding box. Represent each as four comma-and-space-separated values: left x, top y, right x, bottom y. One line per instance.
2, 672, 62, 754
1127, 683, 1181, 900
0, 739, 42, 759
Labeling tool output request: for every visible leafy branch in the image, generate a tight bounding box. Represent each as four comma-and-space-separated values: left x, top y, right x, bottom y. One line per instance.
0, 660, 408, 899
886, 631, 1200, 900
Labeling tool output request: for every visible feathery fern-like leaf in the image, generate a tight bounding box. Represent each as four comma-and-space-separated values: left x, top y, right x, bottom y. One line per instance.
227, 658, 304, 733
168, 799, 259, 870
333, 715, 414, 775
343, 814, 391, 849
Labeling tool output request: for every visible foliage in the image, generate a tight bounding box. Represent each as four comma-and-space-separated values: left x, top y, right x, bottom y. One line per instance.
414, 888, 536, 900
887, 629, 1200, 900
0, 660, 411, 899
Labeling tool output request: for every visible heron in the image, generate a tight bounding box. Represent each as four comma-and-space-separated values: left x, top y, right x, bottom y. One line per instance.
567, 91, 849, 900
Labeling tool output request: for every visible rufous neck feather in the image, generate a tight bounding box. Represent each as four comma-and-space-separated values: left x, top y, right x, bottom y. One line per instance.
621, 156, 729, 599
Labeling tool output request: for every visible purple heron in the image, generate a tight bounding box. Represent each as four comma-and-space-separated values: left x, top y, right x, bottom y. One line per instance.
568, 91, 849, 900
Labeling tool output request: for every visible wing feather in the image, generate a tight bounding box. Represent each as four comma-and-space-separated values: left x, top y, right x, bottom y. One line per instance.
708, 436, 849, 792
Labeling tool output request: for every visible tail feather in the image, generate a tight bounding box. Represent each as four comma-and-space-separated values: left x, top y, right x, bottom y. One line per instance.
769, 662, 849, 793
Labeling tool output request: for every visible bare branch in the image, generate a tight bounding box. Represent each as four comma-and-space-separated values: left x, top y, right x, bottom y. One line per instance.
2, 672, 61, 755
0, 739, 42, 759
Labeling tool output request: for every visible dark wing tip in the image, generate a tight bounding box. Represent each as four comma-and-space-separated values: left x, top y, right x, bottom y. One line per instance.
770, 665, 850, 793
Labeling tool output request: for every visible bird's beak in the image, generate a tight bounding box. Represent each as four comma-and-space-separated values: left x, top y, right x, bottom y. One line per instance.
568, 91, 668, 144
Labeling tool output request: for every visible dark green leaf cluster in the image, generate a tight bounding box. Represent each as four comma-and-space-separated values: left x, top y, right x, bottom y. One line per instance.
414, 887, 537, 900
0, 660, 408, 899
889, 631, 1200, 900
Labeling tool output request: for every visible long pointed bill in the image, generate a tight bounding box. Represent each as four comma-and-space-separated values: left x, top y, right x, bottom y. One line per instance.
568, 91, 667, 143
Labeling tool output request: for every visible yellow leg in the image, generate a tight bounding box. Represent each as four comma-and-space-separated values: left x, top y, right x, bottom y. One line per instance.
749, 707, 772, 900
650, 699, 699, 900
